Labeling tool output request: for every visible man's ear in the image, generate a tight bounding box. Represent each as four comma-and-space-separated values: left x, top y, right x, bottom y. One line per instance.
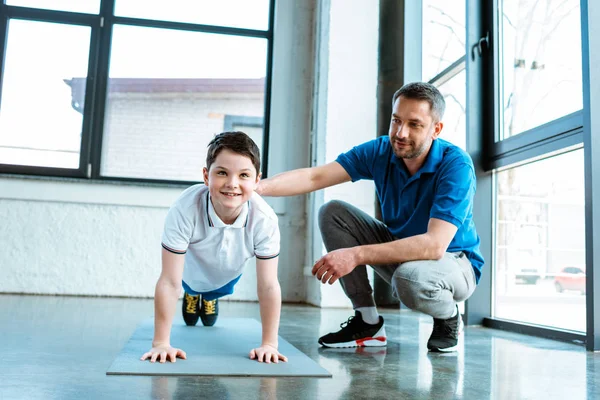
432, 121, 444, 139
203, 167, 209, 184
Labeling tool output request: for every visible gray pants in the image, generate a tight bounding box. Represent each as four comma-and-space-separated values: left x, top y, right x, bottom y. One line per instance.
318, 200, 477, 320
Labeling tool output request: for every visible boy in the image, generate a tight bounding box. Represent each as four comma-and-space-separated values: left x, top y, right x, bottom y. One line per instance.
141, 131, 287, 364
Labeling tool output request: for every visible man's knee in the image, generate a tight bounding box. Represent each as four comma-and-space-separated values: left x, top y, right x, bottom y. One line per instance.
392, 262, 439, 310
318, 200, 348, 229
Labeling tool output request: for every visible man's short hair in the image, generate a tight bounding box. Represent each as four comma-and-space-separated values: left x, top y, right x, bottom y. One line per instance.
206, 131, 261, 175
392, 82, 446, 122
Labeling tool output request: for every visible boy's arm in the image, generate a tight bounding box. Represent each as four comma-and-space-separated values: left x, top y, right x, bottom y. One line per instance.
250, 256, 288, 363
140, 248, 186, 363
256, 162, 351, 197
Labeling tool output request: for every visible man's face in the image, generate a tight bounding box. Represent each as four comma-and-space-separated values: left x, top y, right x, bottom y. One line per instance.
388, 96, 442, 160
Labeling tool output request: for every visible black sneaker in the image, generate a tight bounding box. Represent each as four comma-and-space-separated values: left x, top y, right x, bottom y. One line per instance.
200, 298, 219, 327
427, 306, 463, 352
318, 311, 387, 348
182, 292, 200, 326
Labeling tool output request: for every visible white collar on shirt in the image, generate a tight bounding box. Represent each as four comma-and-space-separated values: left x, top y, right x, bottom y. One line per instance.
206, 192, 249, 228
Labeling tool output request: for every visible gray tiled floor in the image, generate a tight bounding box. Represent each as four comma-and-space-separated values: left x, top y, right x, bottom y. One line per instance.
1, 294, 598, 400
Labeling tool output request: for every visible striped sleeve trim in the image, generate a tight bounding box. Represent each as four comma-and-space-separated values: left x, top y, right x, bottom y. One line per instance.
255, 253, 279, 260
161, 243, 186, 255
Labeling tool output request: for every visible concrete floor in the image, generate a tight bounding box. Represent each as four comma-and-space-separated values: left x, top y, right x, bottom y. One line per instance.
1, 294, 598, 400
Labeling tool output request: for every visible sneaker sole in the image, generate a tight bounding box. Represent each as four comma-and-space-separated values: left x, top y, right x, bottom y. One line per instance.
320, 326, 387, 348
429, 316, 464, 353
319, 336, 388, 348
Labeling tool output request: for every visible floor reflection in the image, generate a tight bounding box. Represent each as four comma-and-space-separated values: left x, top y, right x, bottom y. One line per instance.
0, 295, 597, 400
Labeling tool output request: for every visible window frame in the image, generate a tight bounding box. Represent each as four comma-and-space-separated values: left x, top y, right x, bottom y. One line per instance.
466, 0, 599, 350
0, 0, 276, 183
0, 6, 101, 179
486, 0, 585, 171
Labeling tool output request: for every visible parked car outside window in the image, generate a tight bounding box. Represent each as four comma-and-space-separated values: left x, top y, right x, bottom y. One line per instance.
554, 266, 586, 295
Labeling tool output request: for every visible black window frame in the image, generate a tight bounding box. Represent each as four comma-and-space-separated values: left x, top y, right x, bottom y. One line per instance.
0, 0, 275, 183
466, 0, 599, 351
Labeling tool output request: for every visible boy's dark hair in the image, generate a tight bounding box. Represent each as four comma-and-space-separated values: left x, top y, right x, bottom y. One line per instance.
206, 131, 261, 175
392, 82, 446, 122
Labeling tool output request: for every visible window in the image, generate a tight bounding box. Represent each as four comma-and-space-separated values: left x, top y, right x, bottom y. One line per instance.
424, 1, 467, 151
6, 0, 100, 14
114, 0, 270, 31
489, 0, 586, 335
422, 0, 466, 82
498, 0, 582, 139
494, 149, 586, 332
100, 25, 268, 181
0, 1, 274, 182
0, 20, 91, 169
436, 69, 466, 150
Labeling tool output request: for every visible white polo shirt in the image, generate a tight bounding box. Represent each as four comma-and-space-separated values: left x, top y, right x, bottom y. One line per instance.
161, 184, 280, 292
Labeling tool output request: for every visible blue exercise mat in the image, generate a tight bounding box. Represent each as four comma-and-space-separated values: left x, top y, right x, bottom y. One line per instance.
107, 317, 331, 377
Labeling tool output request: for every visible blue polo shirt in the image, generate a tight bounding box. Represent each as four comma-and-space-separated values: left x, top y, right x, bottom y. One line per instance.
336, 136, 484, 283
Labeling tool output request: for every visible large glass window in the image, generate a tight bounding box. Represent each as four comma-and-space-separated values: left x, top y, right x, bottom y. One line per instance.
0, 1, 273, 182
494, 149, 586, 332
499, 0, 582, 139
99, 25, 268, 181
0, 20, 91, 169
436, 69, 466, 150
114, 0, 270, 31
422, 0, 466, 82
424, 1, 466, 151
5, 0, 100, 14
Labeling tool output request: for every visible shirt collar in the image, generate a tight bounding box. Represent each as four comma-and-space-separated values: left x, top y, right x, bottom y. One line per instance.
206, 192, 249, 228
419, 138, 444, 174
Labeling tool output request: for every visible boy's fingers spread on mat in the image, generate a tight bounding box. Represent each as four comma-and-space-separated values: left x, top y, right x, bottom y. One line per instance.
159, 351, 168, 363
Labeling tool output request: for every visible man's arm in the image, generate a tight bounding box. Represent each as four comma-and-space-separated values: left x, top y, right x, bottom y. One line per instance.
356, 217, 458, 264
250, 257, 288, 363
313, 218, 458, 284
257, 162, 351, 197
141, 248, 186, 363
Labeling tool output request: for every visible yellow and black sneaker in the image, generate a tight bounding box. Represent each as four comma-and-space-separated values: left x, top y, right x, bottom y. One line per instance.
182, 292, 200, 326
200, 298, 219, 327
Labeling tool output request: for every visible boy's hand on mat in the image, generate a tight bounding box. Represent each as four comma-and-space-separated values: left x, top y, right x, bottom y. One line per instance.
140, 345, 187, 363
249, 344, 288, 364
312, 248, 358, 285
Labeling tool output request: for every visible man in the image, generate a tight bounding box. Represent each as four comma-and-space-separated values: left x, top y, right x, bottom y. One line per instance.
257, 82, 484, 352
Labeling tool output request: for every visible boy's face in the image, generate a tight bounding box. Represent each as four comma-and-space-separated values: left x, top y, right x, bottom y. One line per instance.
203, 149, 260, 217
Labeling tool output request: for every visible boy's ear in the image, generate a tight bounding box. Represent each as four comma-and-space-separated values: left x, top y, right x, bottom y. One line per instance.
256, 172, 262, 184
203, 167, 209, 184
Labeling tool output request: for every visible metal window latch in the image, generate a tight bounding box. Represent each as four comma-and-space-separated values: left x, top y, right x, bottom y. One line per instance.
471, 31, 490, 60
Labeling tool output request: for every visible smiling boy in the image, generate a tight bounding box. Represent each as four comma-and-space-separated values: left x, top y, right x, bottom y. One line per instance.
141, 131, 287, 364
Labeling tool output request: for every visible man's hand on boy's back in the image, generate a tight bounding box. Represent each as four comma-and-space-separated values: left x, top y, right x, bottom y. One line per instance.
140, 343, 187, 363
249, 344, 288, 364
